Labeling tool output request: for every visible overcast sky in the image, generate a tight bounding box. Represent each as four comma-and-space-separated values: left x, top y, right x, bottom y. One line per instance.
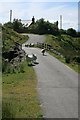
0, 0, 79, 30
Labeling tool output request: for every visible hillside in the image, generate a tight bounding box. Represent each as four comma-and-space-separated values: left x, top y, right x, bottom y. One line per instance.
2, 26, 29, 52
45, 34, 80, 72
2, 26, 29, 73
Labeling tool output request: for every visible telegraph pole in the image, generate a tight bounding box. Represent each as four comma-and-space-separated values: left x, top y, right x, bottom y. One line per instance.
60, 15, 62, 29
10, 10, 12, 22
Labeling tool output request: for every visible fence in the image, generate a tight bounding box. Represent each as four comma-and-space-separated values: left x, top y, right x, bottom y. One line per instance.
36, 42, 63, 57
37, 42, 53, 50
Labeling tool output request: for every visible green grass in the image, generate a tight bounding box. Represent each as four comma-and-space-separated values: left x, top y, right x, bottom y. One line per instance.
45, 34, 79, 73
2, 26, 29, 52
2, 61, 43, 118
48, 51, 79, 73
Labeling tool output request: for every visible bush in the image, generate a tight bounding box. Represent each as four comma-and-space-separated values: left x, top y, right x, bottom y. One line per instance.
2, 60, 13, 73
73, 56, 80, 63
2, 62, 7, 73
19, 63, 25, 73
65, 56, 71, 63
67, 28, 77, 37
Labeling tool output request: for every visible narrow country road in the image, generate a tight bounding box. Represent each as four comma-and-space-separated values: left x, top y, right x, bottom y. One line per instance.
22, 34, 78, 118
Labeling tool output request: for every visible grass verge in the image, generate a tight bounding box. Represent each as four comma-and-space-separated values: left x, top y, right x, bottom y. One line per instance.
2, 61, 43, 118
48, 51, 79, 73
45, 34, 79, 73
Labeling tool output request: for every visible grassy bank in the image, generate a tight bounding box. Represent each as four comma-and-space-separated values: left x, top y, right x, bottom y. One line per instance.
48, 51, 79, 73
45, 34, 80, 73
2, 26, 29, 52
2, 61, 43, 118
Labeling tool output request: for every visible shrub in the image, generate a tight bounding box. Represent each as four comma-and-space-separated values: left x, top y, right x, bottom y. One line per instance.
74, 56, 80, 63
65, 56, 71, 63
19, 63, 25, 73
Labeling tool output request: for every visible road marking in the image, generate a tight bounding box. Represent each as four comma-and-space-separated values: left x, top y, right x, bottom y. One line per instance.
65, 64, 73, 71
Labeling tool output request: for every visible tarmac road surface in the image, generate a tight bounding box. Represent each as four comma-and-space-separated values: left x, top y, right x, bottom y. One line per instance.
22, 34, 78, 118
22, 33, 45, 44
